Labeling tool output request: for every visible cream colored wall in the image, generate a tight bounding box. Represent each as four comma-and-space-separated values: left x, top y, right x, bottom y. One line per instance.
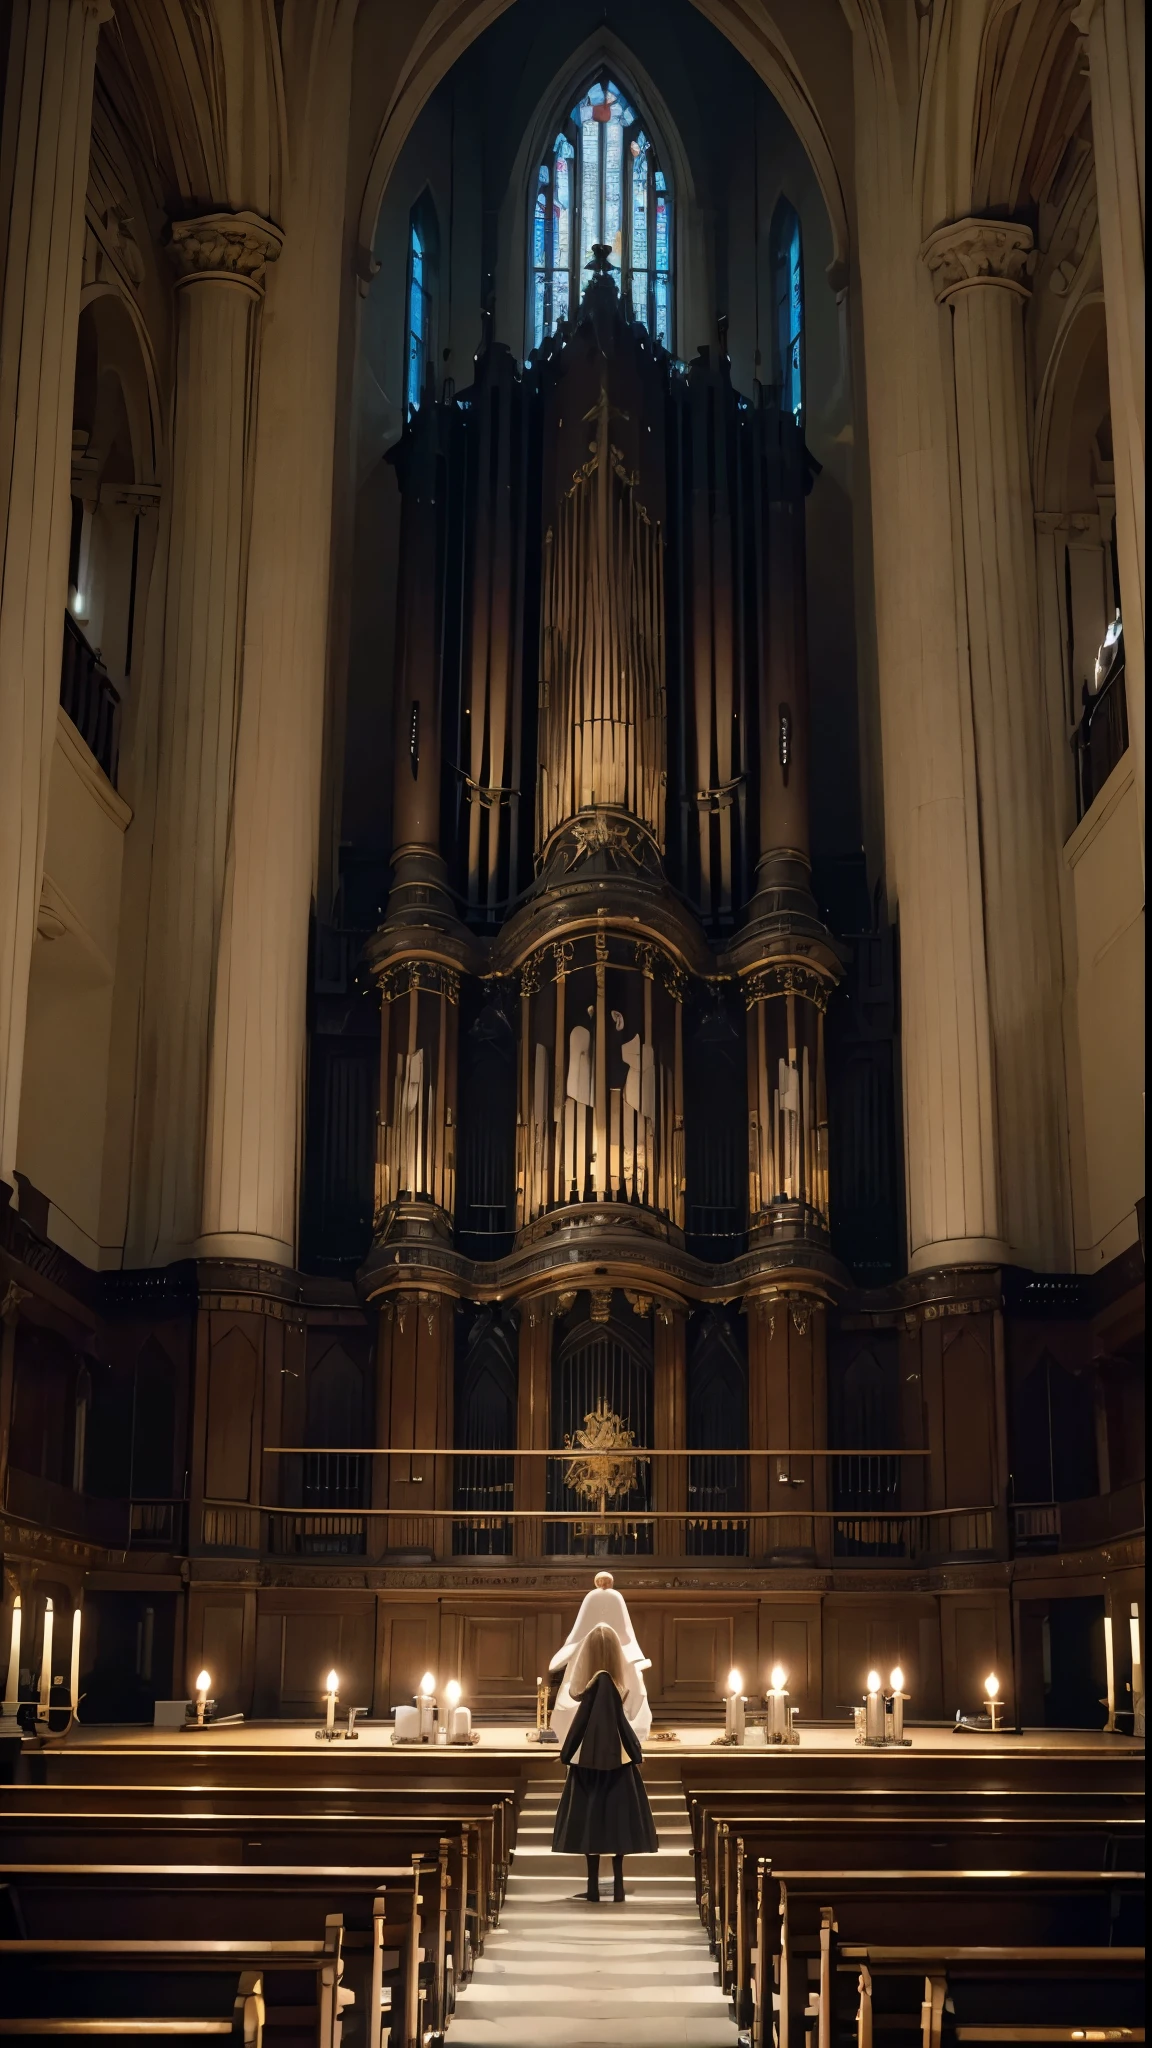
1062, 752, 1145, 1271
15, 710, 130, 1267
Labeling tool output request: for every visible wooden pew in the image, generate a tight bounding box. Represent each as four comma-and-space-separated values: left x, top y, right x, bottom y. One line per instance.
841, 1942, 1146, 2048
752, 1869, 1147, 2048
0, 1918, 350, 2046
703, 1809, 1144, 1996
0, 1802, 494, 1988
0, 1863, 437, 2048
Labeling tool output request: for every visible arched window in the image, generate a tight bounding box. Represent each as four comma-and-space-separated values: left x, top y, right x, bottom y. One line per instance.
530, 75, 673, 352
406, 195, 439, 416
771, 199, 804, 423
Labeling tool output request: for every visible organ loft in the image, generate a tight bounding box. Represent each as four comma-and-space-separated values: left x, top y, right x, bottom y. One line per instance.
0, 0, 1143, 1748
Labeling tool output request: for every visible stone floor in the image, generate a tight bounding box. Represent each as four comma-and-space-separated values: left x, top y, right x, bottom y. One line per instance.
449, 1767, 738, 2047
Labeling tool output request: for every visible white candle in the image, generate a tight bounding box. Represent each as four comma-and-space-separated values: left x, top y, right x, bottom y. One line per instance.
864, 1671, 884, 1743
38, 1600, 54, 1722
767, 1663, 789, 1742
418, 1672, 436, 1741
2, 1596, 20, 1715
889, 1667, 907, 1744
985, 1672, 1002, 1732
725, 1669, 745, 1743
69, 1608, 82, 1716
1130, 1605, 1143, 1698
325, 1669, 339, 1735
195, 1669, 211, 1728
444, 1680, 470, 1742
1103, 1617, 1117, 1729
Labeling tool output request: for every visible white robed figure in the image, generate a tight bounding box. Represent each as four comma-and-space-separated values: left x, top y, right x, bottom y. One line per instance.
549, 1571, 652, 1743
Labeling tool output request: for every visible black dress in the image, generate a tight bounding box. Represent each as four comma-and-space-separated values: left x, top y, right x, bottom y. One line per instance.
552, 1670, 660, 1856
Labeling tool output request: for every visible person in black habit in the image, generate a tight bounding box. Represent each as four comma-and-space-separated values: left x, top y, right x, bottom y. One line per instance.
552, 1620, 659, 1902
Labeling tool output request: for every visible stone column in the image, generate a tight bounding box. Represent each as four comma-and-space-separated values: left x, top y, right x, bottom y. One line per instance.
923, 219, 1072, 1272
199, 22, 356, 1263
0, 0, 109, 1194
843, 40, 1006, 1275
126, 212, 281, 1267
1074, 0, 1144, 841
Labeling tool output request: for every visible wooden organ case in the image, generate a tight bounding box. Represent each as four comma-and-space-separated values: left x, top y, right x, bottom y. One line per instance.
359, 248, 855, 1586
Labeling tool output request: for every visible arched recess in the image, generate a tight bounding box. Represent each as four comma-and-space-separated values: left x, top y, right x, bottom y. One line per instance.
1033, 282, 1123, 824
454, 1304, 518, 1556
546, 1295, 653, 1557
685, 1309, 748, 1557
356, 0, 849, 291
70, 284, 163, 762
497, 31, 703, 359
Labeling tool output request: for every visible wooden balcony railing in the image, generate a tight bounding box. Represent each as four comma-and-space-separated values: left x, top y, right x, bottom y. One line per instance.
1073, 649, 1128, 817
60, 610, 121, 785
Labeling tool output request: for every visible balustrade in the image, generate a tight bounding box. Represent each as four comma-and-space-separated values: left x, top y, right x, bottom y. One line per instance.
60, 610, 120, 784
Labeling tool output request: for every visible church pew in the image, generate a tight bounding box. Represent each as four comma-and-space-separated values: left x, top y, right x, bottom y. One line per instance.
0, 1862, 440, 2048
6, 1777, 521, 1919
700, 1808, 1144, 1980
0, 1918, 351, 2047
750, 1869, 1147, 2048
0, 1802, 497, 1975
839, 1942, 1146, 2048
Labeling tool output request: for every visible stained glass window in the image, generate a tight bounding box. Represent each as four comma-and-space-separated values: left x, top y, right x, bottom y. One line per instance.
771, 199, 804, 424
406, 196, 438, 417
528, 76, 673, 351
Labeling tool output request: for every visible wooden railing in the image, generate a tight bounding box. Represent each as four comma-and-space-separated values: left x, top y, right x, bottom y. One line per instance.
1073, 655, 1128, 816
60, 611, 120, 785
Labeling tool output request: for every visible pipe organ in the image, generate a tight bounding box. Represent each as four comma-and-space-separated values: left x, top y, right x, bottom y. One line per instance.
362, 247, 844, 1563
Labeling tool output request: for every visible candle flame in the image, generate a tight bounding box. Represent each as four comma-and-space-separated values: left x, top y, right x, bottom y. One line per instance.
444, 1679, 462, 1707
727, 1668, 742, 1696
326, 1670, 339, 1693
420, 1671, 436, 1696
196, 1670, 210, 1693
867, 1670, 881, 1693
890, 1667, 904, 1693
770, 1665, 787, 1691
985, 1672, 999, 1699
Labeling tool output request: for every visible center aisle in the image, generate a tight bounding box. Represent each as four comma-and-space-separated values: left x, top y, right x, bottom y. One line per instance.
449, 1760, 738, 2047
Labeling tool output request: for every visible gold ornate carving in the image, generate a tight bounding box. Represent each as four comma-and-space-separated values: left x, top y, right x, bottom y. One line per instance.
563, 1404, 639, 1514
589, 1287, 613, 1323
743, 962, 832, 1011
377, 960, 461, 1005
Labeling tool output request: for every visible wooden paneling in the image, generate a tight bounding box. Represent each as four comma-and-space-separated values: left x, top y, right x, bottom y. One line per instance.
942, 1327, 996, 1508
251, 1597, 376, 1718
940, 1590, 1013, 1719
757, 1602, 822, 1716
380, 1602, 441, 1712
822, 1596, 943, 1718
204, 1324, 257, 1501
188, 1592, 253, 1718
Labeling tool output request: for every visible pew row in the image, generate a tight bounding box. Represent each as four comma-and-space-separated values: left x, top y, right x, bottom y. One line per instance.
751, 1870, 1147, 2048
843, 1944, 1146, 2048
0, 1865, 436, 2048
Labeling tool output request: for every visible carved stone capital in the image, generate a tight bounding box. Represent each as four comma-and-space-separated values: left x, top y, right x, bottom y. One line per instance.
923, 217, 1035, 304
168, 210, 284, 293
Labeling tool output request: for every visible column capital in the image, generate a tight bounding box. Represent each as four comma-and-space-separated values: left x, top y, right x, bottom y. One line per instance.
922, 216, 1035, 304
167, 210, 284, 293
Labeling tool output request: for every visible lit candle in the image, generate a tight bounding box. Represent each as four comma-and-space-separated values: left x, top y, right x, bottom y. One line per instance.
418, 1671, 436, 1741
888, 1666, 908, 1744
767, 1663, 789, 1743
725, 1668, 745, 1744
444, 1678, 472, 1743
1130, 1604, 1143, 1705
69, 1608, 82, 1718
2, 1596, 20, 1718
38, 1599, 54, 1724
864, 1670, 884, 1744
985, 1672, 1002, 1732
325, 1669, 339, 1736
195, 1669, 211, 1729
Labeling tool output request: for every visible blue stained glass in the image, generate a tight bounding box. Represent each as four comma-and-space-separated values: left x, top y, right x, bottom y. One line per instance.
538, 163, 548, 186
553, 146, 570, 269
604, 118, 624, 264
533, 189, 546, 270
533, 271, 546, 349
655, 191, 669, 274
654, 169, 666, 192
580, 103, 599, 278
554, 268, 570, 327
654, 273, 669, 345
407, 223, 426, 415
631, 135, 649, 315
